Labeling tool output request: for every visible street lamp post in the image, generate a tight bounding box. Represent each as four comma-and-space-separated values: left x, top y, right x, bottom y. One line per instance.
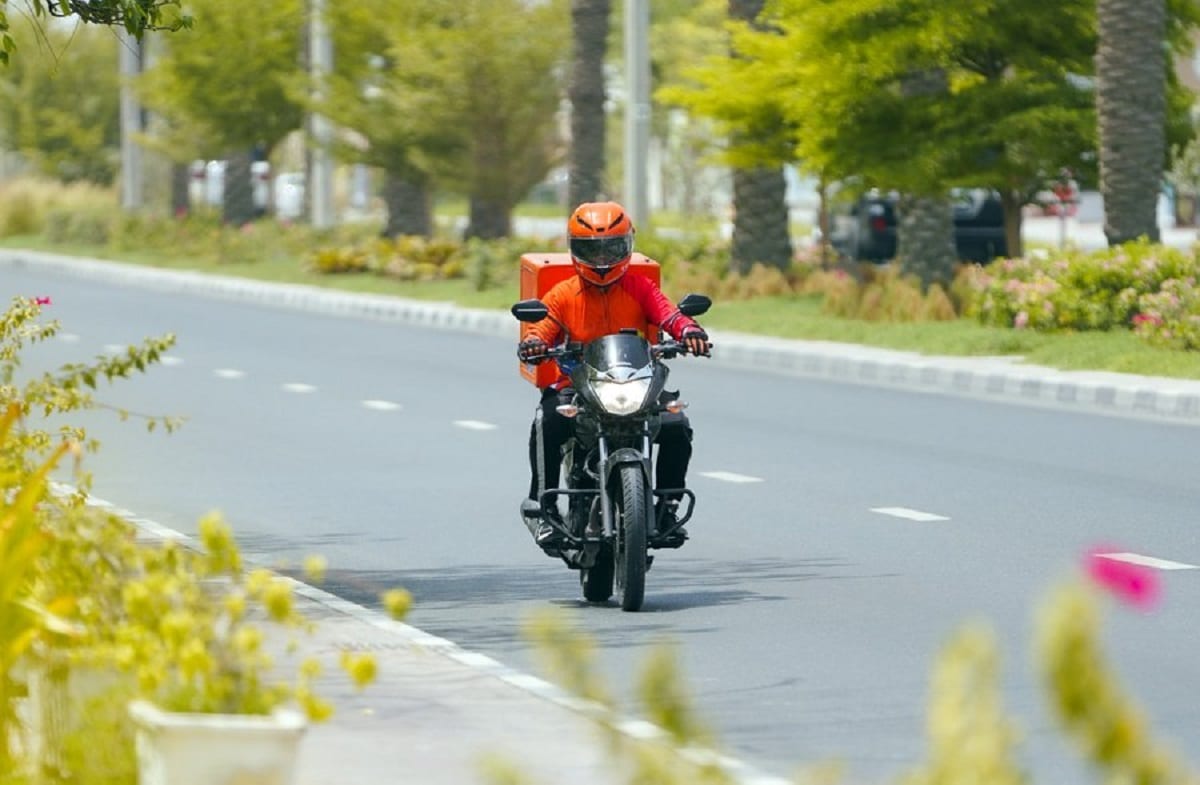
623, 0, 650, 228
119, 31, 143, 211
309, 0, 335, 230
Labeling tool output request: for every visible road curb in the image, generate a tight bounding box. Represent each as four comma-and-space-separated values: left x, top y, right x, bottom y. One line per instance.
6, 248, 1200, 425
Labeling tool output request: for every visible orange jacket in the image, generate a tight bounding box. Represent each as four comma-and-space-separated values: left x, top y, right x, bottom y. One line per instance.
527, 272, 699, 388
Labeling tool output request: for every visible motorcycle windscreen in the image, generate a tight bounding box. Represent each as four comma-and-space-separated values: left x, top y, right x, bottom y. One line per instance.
581, 333, 653, 381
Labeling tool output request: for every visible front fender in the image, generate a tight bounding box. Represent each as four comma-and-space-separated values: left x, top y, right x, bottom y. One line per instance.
603, 447, 650, 488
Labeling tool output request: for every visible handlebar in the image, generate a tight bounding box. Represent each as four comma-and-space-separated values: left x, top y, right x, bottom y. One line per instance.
523, 338, 713, 364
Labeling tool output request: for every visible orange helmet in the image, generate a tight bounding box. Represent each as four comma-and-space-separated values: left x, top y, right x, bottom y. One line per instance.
567, 201, 635, 288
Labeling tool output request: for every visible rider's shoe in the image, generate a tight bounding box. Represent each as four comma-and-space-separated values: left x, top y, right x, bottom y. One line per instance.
654, 502, 688, 548
535, 508, 567, 547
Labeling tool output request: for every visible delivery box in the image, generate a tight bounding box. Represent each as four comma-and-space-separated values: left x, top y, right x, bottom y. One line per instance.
517, 252, 660, 387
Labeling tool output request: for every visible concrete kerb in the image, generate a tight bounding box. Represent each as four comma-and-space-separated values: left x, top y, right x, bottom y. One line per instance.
6, 247, 1200, 427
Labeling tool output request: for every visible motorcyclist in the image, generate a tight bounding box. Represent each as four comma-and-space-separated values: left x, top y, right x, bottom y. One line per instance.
518, 201, 711, 548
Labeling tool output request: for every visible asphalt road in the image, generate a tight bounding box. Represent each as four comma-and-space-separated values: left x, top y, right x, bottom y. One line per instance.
6, 265, 1200, 784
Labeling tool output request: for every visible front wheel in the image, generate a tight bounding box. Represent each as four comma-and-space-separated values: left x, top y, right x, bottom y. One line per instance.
614, 464, 648, 611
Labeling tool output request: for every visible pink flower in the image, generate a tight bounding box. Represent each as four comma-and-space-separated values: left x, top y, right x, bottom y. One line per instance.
1132, 313, 1163, 327
31, 296, 51, 306
1084, 548, 1161, 610
1013, 311, 1029, 329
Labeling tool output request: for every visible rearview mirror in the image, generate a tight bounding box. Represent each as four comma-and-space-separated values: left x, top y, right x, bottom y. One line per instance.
511, 299, 550, 323
677, 293, 712, 317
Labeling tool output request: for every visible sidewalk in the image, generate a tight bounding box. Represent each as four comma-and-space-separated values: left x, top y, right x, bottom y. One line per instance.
285, 580, 789, 785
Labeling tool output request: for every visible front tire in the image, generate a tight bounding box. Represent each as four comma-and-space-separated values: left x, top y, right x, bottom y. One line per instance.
581, 546, 614, 603
614, 464, 648, 611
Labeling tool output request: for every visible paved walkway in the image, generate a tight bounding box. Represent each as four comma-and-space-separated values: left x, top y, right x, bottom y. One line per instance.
6, 247, 1200, 785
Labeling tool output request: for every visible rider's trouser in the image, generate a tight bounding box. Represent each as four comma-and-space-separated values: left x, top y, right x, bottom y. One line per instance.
527, 386, 692, 503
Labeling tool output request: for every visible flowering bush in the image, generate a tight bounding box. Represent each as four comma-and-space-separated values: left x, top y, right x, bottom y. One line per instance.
962, 241, 1200, 347
1133, 277, 1200, 349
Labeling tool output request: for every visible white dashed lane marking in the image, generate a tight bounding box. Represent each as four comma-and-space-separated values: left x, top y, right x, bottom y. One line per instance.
58, 333, 80, 343
362, 400, 402, 411
282, 383, 317, 394
871, 507, 950, 522
160, 356, 183, 366
1096, 552, 1200, 571
214, 369, 246, 379
700, 471, 764, 484
104, 343, 127, 354
454, 420, 498, 431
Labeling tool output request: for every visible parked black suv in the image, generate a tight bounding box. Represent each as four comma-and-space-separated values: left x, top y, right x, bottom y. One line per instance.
829, 188, 1007, 263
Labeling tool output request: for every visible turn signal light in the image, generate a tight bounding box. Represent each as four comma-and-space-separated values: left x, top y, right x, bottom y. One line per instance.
555, 404, 580, 418
664, 399, 688, 414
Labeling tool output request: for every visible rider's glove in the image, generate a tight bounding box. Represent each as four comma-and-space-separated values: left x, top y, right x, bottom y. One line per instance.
681, 326, 710, 357
518, 337, 548, 363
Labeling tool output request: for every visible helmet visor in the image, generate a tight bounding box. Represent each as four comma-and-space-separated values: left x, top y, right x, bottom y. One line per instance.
570, 235, 632, 269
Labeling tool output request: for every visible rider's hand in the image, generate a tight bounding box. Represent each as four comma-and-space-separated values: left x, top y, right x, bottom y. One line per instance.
681, 326, 710, 357
518, 337, 548, 363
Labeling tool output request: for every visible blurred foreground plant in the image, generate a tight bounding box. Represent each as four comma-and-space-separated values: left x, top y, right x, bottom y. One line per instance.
1037, 581, 1198, 784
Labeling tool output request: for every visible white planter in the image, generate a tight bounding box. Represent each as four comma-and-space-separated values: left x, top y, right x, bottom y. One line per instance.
128, 700, 307, 785
22, 659, 133, 780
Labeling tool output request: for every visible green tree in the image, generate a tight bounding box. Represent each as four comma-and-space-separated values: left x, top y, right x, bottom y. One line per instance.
323, 0, 566, 240
659, 0, 795, 272
136, 0, 304, 225
0, 21, 119, 184
452, 0, 568, 239
725, 0, 1103, 282
322, 1, 465, 237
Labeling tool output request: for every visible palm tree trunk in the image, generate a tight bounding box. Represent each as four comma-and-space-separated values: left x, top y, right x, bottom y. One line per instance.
466, 195, 511, 240
381, 172, 432, 238
897, 195, 956, 289
730, 167, 792, 273
221, 149, 256, 227
567, 0, 611, 209
1097, 0, 1167, 245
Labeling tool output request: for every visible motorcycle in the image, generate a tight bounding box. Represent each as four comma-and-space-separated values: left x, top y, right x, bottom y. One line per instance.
512, 293, 712, 611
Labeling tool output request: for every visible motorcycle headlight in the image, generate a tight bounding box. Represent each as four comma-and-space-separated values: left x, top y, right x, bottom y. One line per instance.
592, 378, 652, 416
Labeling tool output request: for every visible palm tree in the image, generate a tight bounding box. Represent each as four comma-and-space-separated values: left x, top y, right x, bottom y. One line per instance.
567, 0, 612, 209
728, 0, 792, 272
1096, 0, 1168, 245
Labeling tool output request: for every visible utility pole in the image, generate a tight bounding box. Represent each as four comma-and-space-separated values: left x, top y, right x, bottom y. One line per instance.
309, 0, 335, 229
119, 31, 143, 211
623, 0, 650, 228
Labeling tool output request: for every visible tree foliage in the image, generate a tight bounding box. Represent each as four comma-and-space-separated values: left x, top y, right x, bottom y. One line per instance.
0, 0, 190, 65
0, 20, 119, 183
135, 0, 304, 161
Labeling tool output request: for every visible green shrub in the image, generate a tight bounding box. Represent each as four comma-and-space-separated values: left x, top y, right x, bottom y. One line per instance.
0, 184, 42, 237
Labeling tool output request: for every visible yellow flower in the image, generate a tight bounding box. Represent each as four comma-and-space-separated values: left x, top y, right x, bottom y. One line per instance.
381, 588, 412, 621
262, 578, 295, 623
233, 625, 264, 656
224, 590, 247, 621
340, 651, 378, 690
303, 555, 328, 584
198, 511, 242, 574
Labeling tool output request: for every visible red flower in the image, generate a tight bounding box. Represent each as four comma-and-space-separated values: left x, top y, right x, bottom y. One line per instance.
1084, 548, 1161, 610
31, 296, 51, 306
